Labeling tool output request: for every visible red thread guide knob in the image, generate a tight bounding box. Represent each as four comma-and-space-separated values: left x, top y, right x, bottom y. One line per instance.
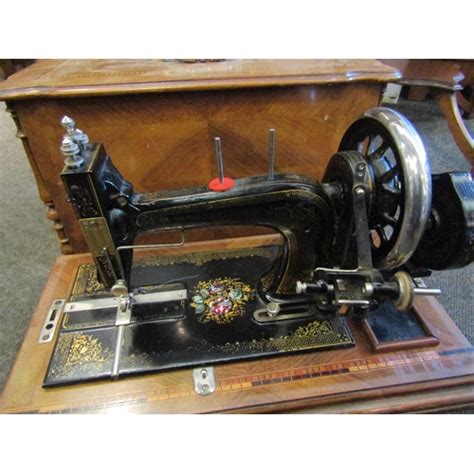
208, 177, 235, 192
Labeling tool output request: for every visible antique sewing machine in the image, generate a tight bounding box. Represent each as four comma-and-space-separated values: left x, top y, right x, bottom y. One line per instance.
43, 107, 474, 388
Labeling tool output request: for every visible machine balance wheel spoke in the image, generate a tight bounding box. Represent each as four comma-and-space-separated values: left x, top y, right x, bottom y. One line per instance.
339, 107, 432, 270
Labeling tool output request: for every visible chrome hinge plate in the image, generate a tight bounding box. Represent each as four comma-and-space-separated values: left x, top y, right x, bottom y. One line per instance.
193, 367, 216, 396
64, 288, 188, 313
39, 299, 65, 343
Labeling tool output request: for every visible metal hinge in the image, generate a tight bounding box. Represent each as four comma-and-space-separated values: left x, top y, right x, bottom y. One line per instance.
193, 367, 216, 395
39, 299, 65, 343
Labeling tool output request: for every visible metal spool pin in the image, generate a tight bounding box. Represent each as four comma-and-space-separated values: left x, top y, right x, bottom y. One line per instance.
214, 137, 225, 183
268, 128, 276, 179
208, 137, 235, 191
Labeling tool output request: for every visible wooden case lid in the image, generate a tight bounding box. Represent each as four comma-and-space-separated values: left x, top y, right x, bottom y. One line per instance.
0, 59, 400, 100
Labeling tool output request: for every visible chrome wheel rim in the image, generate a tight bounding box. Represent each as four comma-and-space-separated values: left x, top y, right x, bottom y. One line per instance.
339, 107, 432, 270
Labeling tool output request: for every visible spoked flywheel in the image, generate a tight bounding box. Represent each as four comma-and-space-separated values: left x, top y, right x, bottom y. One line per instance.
339, 107, 432, 270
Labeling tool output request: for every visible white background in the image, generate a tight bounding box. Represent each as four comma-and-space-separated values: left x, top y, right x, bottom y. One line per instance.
0, 1, 471, 473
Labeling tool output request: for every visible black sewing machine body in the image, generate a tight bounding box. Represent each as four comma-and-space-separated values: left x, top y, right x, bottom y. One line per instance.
61, 144, 337, 294
43, 108, 473, 386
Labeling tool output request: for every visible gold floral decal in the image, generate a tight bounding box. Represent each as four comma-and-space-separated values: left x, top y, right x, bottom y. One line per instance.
191, 277, 254, 324
66, 333, 110, 366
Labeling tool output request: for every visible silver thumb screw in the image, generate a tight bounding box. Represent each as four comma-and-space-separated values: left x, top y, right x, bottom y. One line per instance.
60, 136, 84, 168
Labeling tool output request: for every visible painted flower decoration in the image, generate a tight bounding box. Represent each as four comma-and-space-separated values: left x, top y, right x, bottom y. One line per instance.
191, 277, 254, 324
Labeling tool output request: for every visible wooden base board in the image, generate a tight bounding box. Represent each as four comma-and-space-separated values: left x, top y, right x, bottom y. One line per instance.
1, 236, 473, 413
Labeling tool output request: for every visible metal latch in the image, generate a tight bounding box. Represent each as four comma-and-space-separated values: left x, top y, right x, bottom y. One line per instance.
193, 367, 216, 395
39, 299, 65, 343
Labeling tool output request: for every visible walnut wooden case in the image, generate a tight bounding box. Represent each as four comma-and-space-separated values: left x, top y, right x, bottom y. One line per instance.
0, 59, 399, 254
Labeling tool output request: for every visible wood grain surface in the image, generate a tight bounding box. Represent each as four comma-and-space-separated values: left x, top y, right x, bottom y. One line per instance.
0, 59, 400, 99
0, 60, 396, 253
9, 85, 384, 253
435, 92, 474, 163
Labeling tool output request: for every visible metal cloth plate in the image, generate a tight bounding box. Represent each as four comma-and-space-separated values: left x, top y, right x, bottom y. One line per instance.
365, 301, 427, 342
44, 245, 354, 386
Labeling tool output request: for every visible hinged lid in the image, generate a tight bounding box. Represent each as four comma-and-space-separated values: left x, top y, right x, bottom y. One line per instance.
0, 59, 400, 100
